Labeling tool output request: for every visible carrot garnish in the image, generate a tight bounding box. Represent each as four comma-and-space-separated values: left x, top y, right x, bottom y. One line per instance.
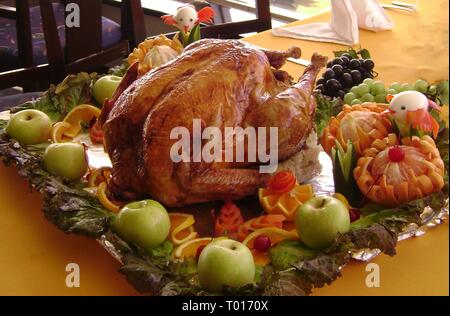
267, 171, 297, 194
89, 120, 104, 144
214, 201, 244, 237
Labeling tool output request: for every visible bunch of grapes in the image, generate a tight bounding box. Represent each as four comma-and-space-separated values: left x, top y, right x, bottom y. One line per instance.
316, 53, 375, 99
343, 79, 430, 105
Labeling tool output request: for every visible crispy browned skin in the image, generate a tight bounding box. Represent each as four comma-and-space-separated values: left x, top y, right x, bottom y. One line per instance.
101, 39, 326, 207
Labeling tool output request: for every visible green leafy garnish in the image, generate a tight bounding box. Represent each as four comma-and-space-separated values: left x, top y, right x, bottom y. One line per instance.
178, 24, 202, 48
270, 240, 317, 270
108, 60, 129, 77
436, 80, 449, 106
331, 140, 361, 205
259, 268, 312, 296
10, 72, 98, 121
351, 192, 446, 232
0, 131, 113, 238
314, 93, 343, 137
334, 48, 371, 59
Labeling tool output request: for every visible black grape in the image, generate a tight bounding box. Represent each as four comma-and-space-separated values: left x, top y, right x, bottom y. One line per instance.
341, 73, 353, 88
350, 70, 362, 84
362, 59, 375, 71
325, 79, 342, 94
331, 64, 344, 77
323, 69, 335, 80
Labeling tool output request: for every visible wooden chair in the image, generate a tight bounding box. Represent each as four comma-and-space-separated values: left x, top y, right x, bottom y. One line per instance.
0, 0, 147, 91
105, 0, 272, 40
200, 0, 272, 39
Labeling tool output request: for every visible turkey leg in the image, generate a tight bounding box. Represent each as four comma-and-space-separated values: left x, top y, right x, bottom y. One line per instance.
261, 46, 302, 69
244, 53, 327, 161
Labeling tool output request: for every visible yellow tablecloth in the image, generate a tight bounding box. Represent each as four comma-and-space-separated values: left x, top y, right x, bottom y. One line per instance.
0, 0, 448, 296
245, 0, 449, 85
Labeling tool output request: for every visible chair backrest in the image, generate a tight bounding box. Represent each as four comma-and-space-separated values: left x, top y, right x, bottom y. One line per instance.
201, 0, 271, 39
0, 0, 146, 90
157, 0, 272, 40
41, 0, 147, 83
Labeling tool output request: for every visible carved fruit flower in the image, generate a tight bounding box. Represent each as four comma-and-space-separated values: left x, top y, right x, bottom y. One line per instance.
128, 35, 184, 76
321, 103, 392, 156
353, 133, 445, 207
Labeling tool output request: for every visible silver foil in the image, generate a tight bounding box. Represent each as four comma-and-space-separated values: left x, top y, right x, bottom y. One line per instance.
1, 110, 447, 264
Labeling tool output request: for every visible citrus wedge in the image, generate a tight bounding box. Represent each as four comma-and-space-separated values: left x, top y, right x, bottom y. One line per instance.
242, 227, 298, 249
173, 237, 214, 260
51, 121, 73, 143
87, 167, 112, 188
169, 213, 198, 246
237, 214, 286, 241
97, 181, 120, 213
63, 104, 101, 138
259, 184, 314, 220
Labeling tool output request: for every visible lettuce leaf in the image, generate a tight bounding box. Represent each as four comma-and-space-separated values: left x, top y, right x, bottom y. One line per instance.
351, 192, 446, 232
260, 268, 312, 296
314, 93, 343, 137
270, 240, 317, 270
0, 130, 112, 238
109, 60, 129, 77
10, 72, 98, 121
436, 80, 449, 106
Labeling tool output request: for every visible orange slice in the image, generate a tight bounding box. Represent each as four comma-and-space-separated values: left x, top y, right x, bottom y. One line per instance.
173, 237, 215, 260
259, 184, 314, 220
242, 227, 298, 249
97, 182, 121, 213
87, 167, 112, 188
237, 214, 286, 241
63, 104, 101, 138
169, 213, 198, 246
51, 121, 73, 143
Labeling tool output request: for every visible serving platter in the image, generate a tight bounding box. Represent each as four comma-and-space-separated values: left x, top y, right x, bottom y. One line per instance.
0, 105, 448, 295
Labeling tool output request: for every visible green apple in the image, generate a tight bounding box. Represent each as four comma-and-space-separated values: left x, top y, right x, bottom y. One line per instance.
295, 196, 350, 249
6, 109, 52, 145
93, 75, 122, 106
114, 200, 170, 250
197, 239, 255, 293
43, 143, 88, 181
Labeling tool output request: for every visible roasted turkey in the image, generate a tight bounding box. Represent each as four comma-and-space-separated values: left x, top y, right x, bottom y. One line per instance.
99, 39, 326, 207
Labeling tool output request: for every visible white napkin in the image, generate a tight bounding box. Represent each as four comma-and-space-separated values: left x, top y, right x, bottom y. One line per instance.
350, 0, 394, 32
272, 0, 394, 46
